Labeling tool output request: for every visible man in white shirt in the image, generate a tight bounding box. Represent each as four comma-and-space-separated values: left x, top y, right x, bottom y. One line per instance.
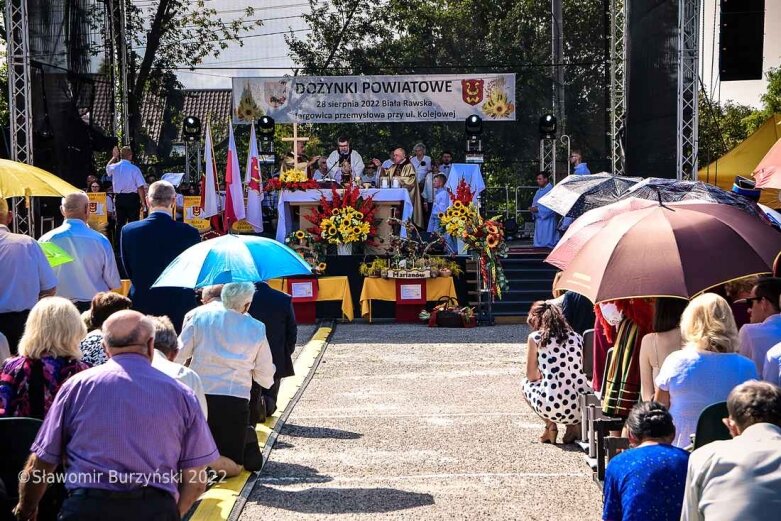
438, 150, 454, 179
39, 192, 121, 312
682, 381, 781, 521
106, 146, 147, 233
326, 136, 364, 181
410, 143, 432, 184
738, 278, 781, 374
177, 282, 275, 477
149, 315, 208, 419
0, 198, 57, 353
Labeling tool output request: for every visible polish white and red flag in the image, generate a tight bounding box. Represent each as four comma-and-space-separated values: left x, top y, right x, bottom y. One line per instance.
223, 121, 246, 230
199, 120, 219, 218
244, 123, 264, 232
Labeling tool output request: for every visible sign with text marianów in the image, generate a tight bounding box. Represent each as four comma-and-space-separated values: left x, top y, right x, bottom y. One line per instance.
232, 74, 516, 124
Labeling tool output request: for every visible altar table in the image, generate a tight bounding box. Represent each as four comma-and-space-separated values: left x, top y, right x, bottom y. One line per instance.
275, 188, 414, 245
360, 277, 457, 322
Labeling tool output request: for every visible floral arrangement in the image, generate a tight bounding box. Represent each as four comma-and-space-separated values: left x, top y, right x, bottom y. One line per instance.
461, 215, 510, 298
264, 168, 318, 192
358, 258, 390, 278
284, 230, 327, 273
439, 179, 478, 236
306, 182, 377, 246
439, 179, 509, 298
439, 200, 479, 236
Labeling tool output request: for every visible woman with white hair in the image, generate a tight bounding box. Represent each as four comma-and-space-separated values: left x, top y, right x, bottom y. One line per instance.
655, 293, 758, 447
0, 297, 90, 418
177, 282, 275, 477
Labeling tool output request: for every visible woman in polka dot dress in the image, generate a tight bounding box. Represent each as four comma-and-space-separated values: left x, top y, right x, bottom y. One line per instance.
522, 301, 592, 444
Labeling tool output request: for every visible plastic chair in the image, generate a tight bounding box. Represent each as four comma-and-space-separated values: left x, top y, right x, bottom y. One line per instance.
693, 401, 731, 450
582, 329, 595, 381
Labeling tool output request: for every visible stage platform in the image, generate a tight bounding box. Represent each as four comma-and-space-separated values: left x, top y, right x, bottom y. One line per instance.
284, 255, 470, 322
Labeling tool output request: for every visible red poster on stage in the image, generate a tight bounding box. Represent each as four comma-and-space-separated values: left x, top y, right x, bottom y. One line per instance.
394, 279, 427, 323
289, 277, 318, 324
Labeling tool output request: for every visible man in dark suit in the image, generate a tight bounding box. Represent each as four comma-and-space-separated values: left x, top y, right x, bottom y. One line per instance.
248, 281, 297, 419
120, 181, 200, 331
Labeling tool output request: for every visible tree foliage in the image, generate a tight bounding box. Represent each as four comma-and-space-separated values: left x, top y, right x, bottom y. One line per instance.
125, 0, 261, 150
286, 0, 609, 186
698, 67, 781, 167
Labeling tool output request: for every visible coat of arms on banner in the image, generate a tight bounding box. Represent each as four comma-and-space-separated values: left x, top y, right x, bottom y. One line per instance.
264, 80, 289, 109
462, 79, 484, 105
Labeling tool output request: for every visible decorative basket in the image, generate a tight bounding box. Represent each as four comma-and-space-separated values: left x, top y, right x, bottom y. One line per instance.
429, 296, 466, 328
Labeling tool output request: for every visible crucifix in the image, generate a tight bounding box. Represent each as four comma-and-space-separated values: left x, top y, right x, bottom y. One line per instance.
281, 122, 310, 160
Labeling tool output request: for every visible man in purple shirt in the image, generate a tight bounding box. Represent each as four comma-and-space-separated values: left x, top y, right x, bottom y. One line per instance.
13, 311, 218, 521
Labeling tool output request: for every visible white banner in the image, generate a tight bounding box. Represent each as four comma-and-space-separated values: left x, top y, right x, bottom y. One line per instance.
232, 74, 516, 124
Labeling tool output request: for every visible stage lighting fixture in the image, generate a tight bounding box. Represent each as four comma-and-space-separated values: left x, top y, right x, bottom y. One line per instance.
539, 114, 557, 139
465, 115, 483, 136
182, 116, 201, 142
258, 116, 275, 138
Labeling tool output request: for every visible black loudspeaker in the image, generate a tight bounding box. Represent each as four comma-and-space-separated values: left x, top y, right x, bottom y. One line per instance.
719, 0, 765, 81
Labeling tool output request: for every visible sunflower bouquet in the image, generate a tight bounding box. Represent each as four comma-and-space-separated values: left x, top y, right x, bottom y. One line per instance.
264, 168, 318, 192
439, 200, 478, 236
305, 182, 377, 247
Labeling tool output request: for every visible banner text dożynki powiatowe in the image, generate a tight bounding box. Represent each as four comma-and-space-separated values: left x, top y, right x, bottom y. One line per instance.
232, 74, 516, 124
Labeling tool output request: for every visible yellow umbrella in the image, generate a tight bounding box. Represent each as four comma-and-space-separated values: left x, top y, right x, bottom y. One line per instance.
0, 159, 81, 199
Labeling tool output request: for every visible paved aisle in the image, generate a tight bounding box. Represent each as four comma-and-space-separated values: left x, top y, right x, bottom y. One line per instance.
240, 324, 602, 520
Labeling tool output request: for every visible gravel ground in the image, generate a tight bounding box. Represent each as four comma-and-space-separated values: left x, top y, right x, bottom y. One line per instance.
241, 323, 602, 520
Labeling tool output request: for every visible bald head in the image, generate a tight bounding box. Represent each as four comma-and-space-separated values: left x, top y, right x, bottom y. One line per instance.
61, 192, 90, 221
148, 180, 176, 210
392, 148, 407, 164
103, 310, 155, 359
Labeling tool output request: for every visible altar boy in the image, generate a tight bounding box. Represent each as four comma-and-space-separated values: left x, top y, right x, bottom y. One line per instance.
427, 174, 449, 234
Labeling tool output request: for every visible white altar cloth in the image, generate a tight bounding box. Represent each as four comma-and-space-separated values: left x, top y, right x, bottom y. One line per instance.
275, 188, 413, 242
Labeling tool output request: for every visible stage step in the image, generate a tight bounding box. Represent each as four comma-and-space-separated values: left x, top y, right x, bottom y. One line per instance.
466, 251, 558, 318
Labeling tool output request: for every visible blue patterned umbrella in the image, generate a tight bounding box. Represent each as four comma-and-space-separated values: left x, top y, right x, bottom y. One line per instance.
152, 234, 313, 289
537, 173, 641, 219
619, 178, 768, 221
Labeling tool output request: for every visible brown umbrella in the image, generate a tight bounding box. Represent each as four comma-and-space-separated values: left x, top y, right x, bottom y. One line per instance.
554, 203, 781, 303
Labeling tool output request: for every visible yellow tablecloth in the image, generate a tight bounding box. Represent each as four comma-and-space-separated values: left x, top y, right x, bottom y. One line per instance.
360, 277, 457, 320
114, 279, 131, 297
268, 276, 354, 322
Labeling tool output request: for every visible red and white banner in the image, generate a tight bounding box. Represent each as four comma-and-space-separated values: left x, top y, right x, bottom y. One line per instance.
200, 120, 219, 218
244, 123, 264, 232
223, 121, 246, 229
